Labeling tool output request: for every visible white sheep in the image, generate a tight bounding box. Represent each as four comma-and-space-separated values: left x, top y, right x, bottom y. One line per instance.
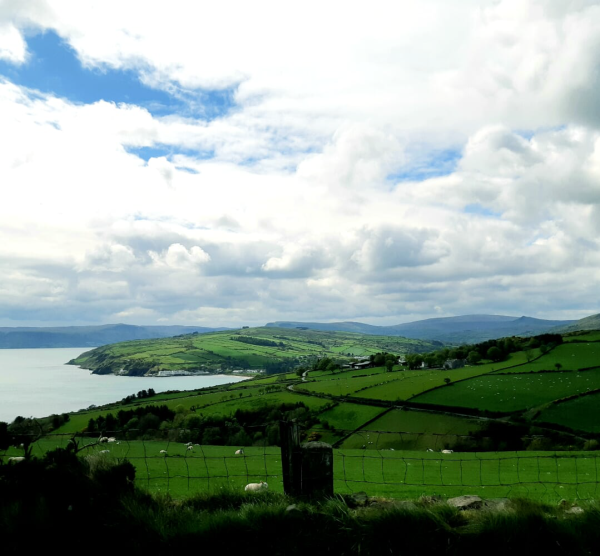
8, 456, 25, 463
245, 481, 268, 492
426, 448, 434, 452
99, 436, 109, 443
185, 442, 193, 447
160, 450, 168, 455
235, 449, 244, 455
187, 446, 193, 451
99, 450, 110, 454
441, 449, 453, 454
107, 437, 117, 443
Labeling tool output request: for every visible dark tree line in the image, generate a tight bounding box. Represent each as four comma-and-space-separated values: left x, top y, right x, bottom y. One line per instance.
231, 336, 285, 348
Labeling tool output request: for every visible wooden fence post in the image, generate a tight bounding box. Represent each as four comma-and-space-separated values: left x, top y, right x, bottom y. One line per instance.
280, 420, 301, 496
280, 421, 334, 498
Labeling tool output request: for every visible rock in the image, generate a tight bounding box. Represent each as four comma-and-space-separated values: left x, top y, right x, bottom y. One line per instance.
481, 498, 511, 512
447, 495, 483, 510
346, 492, 369, 507
565, 506, 584, 515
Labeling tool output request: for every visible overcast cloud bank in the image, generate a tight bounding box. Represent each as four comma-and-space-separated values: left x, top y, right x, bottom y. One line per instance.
0, 0, 599, 327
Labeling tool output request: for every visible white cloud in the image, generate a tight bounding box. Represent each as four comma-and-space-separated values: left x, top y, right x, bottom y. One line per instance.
1, 1, 600, 326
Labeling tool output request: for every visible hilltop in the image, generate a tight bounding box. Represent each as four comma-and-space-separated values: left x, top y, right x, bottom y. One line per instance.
0, 323, 228, 349
267, 314, 575, 343
69, 326, 439, 376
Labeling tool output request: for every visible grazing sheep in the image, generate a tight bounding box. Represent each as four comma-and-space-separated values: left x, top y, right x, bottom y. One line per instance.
185, 442, 193, 447
245, 481, 268, 492
426, 449, 434, 452
107, 437, 117, 443
187, 446, 193, 451
441, 450, 453, 454
99, 436, 109, 443
235, 449, 244, 455
160, 450, 168, 455
8, 457, 25, 463
99, 450, 110, 454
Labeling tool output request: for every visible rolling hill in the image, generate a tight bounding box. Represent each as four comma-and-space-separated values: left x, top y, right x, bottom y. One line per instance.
0, 323, 228, 349
69, 326, 439, 376
267, 314, 575, 343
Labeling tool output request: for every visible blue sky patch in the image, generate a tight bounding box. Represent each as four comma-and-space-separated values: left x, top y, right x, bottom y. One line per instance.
464, 203, 501, 218
0, 30, 237, 119
390, 148, 462, 183
125, 145, 214, 162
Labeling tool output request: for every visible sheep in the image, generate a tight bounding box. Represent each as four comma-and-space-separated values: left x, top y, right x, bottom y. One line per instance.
187, 446, 193, 451
426, 448, 434, 452
99, 436, 109, 443
235, 449, 244, 455
107, 437, 117, 443
99, 450, 110, 454
245, 481, 268, 492
441, 450, 453, 454
160, 450, 168, 455
8, 457, 25, 463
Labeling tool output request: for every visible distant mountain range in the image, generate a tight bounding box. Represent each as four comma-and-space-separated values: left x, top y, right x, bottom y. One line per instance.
266, 314, 586, 344
1, 312, 597, 349
0, 324, 228, 349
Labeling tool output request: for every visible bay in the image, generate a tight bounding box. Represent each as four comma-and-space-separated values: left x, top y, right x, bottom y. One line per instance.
0, 347, 248, 423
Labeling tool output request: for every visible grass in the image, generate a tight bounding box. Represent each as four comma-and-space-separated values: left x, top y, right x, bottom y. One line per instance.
72, 326, 438, 375
535, 391, 600, 433
340, 408, 483, 451
5, 439, 600, 503
494, 343, 600, 373
412, 369, 600, 413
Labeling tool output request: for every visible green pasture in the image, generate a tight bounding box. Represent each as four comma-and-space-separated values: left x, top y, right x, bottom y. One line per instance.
310, 366, 390, 382
564, 331, 600, 343
354, 365, 498, 402
340, 409, 482, 451
298, 369, 433, 397
4, 440, 600, 502
494, 343, 600, 373
72, 326, 439, 374
412, 369, 600, 413
54, 387, 311, 433
307, 403, 386, 443
535, 391, 600, 433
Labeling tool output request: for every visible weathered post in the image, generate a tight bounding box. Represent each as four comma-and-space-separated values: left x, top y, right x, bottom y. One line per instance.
280, 420, 301, 496
280, 421, 334, 498
298, 441, 334, 498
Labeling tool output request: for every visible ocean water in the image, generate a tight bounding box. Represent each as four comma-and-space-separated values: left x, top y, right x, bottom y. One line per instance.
0, 347, 247, 423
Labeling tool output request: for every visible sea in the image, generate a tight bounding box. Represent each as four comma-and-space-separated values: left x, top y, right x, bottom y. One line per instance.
0, 347, 248, 423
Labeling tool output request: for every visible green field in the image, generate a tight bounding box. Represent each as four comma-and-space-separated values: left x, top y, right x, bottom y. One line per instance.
3, 439, 598, 502
340, 408, 483, 451
412, 369, 600, 412
493, 343, 600, 373
535, 391, 600, 433
72, 327, 438, 376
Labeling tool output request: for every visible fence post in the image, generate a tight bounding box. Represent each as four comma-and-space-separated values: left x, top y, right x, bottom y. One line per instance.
298, 441, 334, 499
279, 421, 334, 498
280, 420, 301, 496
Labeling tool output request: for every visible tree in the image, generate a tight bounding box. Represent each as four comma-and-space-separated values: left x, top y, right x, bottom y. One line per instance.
444, 377, 451, 385
385, 360, 394, 373
555, 363, 563, 372
467, 350, 481, 365
487, 346, 503, 362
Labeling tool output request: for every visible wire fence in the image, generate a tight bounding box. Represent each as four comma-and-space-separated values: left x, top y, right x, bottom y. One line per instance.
3, 428, 600, 501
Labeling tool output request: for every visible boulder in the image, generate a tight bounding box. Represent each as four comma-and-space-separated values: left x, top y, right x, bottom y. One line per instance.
447, 495, 483, 510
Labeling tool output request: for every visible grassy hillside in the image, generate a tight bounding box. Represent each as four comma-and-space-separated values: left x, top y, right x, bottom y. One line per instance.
70, 326, 438, 376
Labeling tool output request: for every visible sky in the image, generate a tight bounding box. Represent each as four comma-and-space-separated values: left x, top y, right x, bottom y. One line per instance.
0, 0, 599, 328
